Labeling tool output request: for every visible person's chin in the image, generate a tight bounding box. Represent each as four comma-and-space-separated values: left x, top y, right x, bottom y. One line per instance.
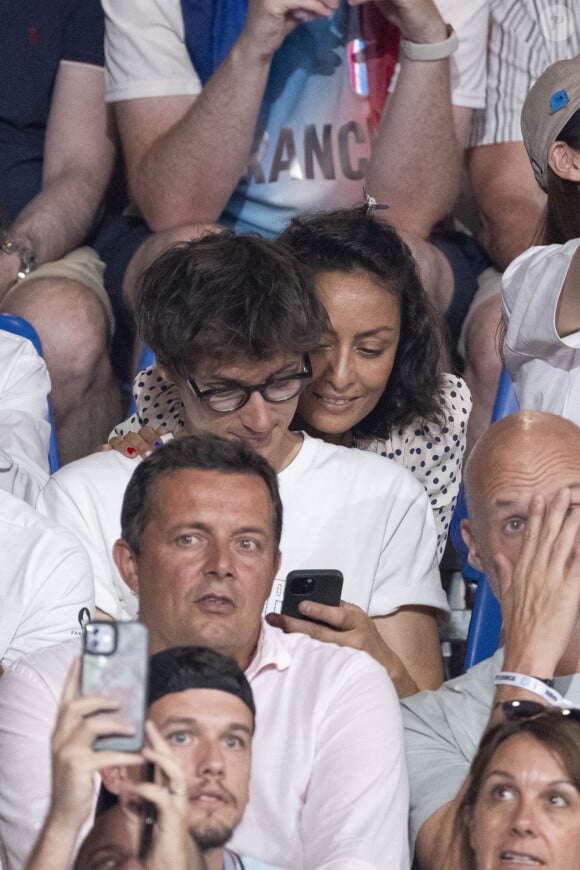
304, 392, 364, 428
190, 818, 236, 850
310, 406, 358, 437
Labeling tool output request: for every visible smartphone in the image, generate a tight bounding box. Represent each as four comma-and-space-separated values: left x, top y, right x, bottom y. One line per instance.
281, 569, 343, 623
81, 621, 149, 752
138, 762, 157, 860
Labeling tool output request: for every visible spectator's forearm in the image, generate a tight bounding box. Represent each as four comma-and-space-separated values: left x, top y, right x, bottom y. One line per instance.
124, 39, 274, 229
24, 811, 82, 870
9, 167, 111, 266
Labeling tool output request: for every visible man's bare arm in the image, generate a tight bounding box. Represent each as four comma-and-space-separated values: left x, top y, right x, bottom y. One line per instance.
267, 602, 443, 697
365, 1, 463, 237
467, 142, 546, 270
113, 0, 338, 231
0, 63, 115, 297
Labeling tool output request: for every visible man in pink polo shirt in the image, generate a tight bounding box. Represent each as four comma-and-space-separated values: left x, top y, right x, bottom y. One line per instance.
0, 433, 409, 869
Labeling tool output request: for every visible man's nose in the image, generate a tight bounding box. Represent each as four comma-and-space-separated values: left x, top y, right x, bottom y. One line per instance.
204, 536, 234, 577
240, 389, 272, 431
198, 738, 225, 776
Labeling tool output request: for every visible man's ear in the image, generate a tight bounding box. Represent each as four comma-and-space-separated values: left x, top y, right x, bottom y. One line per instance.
548, 140, 580, 183
113, 538, 140, 596
460, 519, 484, 573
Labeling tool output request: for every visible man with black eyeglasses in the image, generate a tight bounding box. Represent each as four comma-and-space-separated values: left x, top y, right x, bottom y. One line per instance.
36, 231, 446, 699
402, 410, 580, 870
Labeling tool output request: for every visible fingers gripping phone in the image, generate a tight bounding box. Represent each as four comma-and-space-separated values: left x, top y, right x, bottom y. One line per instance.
281, 570, 344, 624
81, 621, 149, 752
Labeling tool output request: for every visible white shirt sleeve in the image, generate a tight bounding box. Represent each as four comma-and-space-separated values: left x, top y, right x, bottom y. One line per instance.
501, 240, 580, 422
0, 331, 50, 505
503, 240, 580, 357
436, 0, 488, 109
0, 493, 94, 668
0, 642, 81, 869
103, 0, 202, 101
371, 473, 449, 617
35, 457, 136, 621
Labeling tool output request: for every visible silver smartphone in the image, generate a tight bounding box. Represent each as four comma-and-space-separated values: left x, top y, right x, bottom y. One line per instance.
81, 621, 149, 752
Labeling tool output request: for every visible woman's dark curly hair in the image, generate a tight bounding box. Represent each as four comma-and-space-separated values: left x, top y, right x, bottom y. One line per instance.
278, 207, 445, 437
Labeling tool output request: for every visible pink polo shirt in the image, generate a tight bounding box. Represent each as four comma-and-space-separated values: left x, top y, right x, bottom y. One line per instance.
232, 622, 409, 869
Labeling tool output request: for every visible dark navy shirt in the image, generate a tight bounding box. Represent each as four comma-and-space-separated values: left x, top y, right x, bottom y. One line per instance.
0, 0, 104, 221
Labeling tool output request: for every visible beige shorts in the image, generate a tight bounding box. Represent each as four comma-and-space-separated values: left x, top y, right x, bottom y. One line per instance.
19, 246, 115, 336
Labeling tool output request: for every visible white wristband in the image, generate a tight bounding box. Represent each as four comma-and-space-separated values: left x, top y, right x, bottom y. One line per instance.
494, 672, 565, 706
400, 24, 458, 61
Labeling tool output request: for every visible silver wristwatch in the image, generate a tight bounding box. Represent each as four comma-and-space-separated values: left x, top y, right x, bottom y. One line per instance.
0, 232, 38, 280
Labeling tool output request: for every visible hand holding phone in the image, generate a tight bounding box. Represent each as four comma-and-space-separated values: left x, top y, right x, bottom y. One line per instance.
120, 721, 204, 870
81, 621, 149, 752
281, 570, 343, 624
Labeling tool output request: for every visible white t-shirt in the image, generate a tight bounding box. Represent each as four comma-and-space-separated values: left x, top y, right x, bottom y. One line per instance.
502, 239, 580, 424
0, 623, 409, 869
0, 489, 94, 669
274, 433, 446, 617
115, 368, 471, 561
103, 0, 487, 107
0, 329, 50, 505
36, 434, 447, 621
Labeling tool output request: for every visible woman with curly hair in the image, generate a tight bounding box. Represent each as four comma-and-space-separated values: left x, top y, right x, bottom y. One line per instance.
279, 207, 471, 558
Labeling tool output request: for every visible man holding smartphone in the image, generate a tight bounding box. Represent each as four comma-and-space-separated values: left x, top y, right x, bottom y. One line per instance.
1, 434, 409, 869
25, 646, 281, 870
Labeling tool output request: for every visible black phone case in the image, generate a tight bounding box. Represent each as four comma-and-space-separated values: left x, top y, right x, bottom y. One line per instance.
281, 569, 343, 623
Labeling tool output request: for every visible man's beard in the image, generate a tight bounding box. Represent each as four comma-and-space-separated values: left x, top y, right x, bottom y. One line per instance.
191, 820, 235, 850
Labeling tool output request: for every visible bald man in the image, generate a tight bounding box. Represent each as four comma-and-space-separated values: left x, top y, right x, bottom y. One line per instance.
402, 410, 580, 870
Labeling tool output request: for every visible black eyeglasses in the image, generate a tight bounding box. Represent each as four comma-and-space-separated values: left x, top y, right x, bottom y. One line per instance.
186, 356, 312, 413
500, 700, 580, 722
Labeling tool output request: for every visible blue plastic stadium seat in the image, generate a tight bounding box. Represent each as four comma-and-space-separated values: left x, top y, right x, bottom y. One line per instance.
449, 366, 518, 670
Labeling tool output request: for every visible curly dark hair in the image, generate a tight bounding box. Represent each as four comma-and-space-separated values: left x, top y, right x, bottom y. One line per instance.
278, 207, 445, 437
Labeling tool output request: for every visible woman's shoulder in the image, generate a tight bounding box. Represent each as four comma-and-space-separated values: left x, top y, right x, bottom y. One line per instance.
358, 374, 471, 453
111, 365, 184, 438
503, 240, 580, 306
436, 373, 472, 420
